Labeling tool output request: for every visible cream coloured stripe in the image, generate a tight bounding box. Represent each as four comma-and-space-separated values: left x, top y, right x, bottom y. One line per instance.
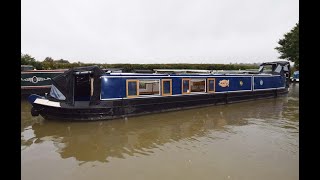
34, 98, 61, 107
253, 87, 285, 91
21, 85, 51, 89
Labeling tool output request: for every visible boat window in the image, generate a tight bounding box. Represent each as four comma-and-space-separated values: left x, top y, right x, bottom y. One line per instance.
260, 65, 273, 73
139, 81, 147, 89
162, 79, 172, 96
138, 79, 160, 95
126, 80, 139, 98
283, 65, 289, 71
182, 79, 191, 94
274, 64, 282, 73
190, 79, 206, 93
258, 66, 264, 72
207, 78, 215, 93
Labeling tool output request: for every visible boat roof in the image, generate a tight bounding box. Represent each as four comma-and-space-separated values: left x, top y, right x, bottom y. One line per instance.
154, 69, 212, 73
102, 72, 272, 77
52, 65, 105, 105
260, 61, 290, 66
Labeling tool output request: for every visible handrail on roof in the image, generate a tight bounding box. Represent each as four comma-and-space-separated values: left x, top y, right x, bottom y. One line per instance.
154, 69, 211, 73
153, 69, 259, 74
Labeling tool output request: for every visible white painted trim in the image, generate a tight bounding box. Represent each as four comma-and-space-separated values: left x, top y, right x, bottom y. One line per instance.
252, 75, 281, 77
227, 89, 253, 92
100, 89, 258, 100
253, 87, 285, 91
34, 98, 61, 107
21, 85, 52, 89
101, 92, 209, 100
101, 97, 123, 100
188, 92, 207, 95
101, 75, 257, 78
251, 75, 254, 91
21, 71, 64, 74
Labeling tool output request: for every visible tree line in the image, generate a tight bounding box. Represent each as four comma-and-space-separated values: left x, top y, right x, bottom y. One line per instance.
21, 54, 260, 72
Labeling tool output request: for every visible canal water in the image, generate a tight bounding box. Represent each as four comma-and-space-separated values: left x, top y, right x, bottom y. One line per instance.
21, 83, 299, 180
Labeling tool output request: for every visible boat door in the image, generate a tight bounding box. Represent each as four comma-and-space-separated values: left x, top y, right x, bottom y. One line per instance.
74, 74, 92, 101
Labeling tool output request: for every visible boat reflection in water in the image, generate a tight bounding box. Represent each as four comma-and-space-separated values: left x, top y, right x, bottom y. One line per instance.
22, 95, 291, 163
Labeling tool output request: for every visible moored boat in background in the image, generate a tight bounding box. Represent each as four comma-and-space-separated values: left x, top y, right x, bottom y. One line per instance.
28, 61, 291, 121
21, 65, 66, 95
290, 70, 299, 82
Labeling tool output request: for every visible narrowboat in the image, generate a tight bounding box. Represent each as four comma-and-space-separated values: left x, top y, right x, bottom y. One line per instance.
21, 65, 66, 95
28, 61, 290, 121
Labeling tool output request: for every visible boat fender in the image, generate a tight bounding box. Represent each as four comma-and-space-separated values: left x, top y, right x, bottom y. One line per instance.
31, 107, 39, 116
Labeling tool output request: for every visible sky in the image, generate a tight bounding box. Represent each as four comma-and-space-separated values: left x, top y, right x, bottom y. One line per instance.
21, 0, 299, 64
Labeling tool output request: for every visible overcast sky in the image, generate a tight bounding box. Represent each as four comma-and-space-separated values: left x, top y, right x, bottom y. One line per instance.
21, 0, 299, 64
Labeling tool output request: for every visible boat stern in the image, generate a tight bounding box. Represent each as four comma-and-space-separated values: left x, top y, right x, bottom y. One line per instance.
28, 94, 45, 117
28, 94, 44, 104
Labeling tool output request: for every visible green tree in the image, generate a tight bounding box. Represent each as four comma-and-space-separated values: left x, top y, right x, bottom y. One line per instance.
55, 59, 70, 64
21, 53, 43, 69
42, 57, 55, 69
275, 22, 299, 69
21, 53, 36, 65
43, 57, 54, 62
